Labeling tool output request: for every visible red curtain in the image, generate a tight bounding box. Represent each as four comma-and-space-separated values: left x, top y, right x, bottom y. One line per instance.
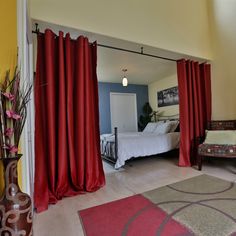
177, 59, 211, 166
34, 29, 105, 212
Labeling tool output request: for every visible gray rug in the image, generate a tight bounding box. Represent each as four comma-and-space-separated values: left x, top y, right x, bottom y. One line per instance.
143, 174, 236, 236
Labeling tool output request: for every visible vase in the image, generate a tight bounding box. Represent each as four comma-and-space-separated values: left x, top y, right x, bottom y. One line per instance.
0, 155, 33, 235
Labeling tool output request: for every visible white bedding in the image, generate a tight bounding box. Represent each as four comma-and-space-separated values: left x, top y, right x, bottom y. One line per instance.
100, 132, 180, 169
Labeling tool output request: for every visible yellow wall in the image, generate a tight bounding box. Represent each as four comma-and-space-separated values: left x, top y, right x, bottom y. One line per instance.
208, 0, 236, 119
0, 0, 17, 78
30, 0, 212, 60
30, 0, 236, 120
148, 74, 179, 117
0, 0, 19, 193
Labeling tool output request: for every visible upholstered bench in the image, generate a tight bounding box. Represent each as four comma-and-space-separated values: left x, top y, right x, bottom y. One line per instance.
197, 120, 236, 170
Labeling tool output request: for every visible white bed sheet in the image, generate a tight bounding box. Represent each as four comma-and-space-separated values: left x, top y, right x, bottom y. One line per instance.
100, 132, 180, 169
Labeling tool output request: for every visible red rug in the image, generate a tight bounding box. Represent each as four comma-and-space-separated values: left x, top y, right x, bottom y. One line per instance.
79, 175, 236, 235
79, 195, 192, 236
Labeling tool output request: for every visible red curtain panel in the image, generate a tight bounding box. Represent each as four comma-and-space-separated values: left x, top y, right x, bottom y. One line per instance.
177, 60, 211, 166
34, 30, 105, 212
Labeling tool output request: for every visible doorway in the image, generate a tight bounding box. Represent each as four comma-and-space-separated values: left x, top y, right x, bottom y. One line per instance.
110, 92, 138, 132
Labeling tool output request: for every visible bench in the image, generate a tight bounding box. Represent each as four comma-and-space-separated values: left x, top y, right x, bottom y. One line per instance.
197, 120, 236, 170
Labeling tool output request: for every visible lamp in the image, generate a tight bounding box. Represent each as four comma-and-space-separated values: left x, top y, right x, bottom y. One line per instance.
122, 69, 128, 86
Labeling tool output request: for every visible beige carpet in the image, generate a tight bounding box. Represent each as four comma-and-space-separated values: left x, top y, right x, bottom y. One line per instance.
143, 174, 236, 236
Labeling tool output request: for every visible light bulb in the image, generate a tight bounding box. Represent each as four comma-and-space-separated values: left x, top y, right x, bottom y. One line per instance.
122, 77, 128, 86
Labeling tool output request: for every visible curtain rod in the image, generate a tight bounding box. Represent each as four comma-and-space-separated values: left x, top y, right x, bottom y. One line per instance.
96, 44, 177, 62
32, 24, 178, 62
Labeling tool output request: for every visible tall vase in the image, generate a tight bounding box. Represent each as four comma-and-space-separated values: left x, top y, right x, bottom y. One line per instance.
0, 155, 33, 235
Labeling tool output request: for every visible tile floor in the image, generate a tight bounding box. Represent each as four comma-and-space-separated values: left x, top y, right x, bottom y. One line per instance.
33, 156, 236, 236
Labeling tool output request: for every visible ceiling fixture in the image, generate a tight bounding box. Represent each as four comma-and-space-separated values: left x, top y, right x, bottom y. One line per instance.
122, 69, 128, 87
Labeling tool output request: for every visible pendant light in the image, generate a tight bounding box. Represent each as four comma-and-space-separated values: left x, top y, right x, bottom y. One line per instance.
122, 69, 128, 86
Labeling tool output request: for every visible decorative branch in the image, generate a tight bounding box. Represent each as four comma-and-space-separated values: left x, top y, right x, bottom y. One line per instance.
0, 68, 32, 158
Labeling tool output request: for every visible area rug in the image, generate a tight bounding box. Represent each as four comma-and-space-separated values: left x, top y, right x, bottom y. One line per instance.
78, 175, 236, 236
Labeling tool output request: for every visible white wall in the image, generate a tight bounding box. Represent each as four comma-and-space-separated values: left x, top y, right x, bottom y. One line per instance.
148, 74, 179, 117
208, 0, 236, 119
30, 0, 212, 59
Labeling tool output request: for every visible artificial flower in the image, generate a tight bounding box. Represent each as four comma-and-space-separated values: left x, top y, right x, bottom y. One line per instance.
6, 110, 21, 120
0, 68, 32, 158
4, 128, 14, 137
3, 144, 18, 154
3, 92, 15, 101
9, 146, 18, 154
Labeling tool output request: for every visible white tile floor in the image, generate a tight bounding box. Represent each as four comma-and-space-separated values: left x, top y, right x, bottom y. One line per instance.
33, 156, 236, 236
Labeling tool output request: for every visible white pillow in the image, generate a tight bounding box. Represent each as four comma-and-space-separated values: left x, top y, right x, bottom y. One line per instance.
153, 122, 172, 134
204, 130, 236, 145
143, 122, 157, 133
167, 120, 179, 132
156, 120, 165, 125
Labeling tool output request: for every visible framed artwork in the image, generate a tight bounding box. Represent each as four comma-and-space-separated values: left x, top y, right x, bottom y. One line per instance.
157, 86, 179, 107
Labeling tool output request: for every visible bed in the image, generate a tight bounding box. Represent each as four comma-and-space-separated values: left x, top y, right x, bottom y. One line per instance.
101, 120, 180, 169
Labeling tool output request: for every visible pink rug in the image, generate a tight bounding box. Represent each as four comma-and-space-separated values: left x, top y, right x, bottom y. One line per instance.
79, 194, 192, 236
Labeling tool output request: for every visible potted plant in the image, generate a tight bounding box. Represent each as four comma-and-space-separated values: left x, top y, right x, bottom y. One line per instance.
0, 69, 32, 235
138, 102, 158, 131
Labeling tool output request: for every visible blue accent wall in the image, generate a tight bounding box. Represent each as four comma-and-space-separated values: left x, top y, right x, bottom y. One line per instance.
98, 82, 149, 134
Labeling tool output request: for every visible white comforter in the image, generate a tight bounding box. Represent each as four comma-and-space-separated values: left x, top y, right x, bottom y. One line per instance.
101, 132, 180, 169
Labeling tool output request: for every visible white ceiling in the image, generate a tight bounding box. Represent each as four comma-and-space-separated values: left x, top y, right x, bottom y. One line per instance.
32, 20, 206, 85
97, 47, 176, 85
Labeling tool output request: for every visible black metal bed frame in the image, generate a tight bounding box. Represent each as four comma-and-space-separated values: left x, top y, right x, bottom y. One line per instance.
101, 127, 118, 164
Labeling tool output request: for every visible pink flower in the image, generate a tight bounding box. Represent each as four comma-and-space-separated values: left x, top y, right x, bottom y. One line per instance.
3, 144, 18, 154
4, 128, 14, 137
9, 146, 18, 154
6, 110, 21, 120
3, 92, 15, 101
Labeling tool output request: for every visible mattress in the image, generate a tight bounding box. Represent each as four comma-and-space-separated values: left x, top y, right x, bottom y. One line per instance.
101, 132, 180, 168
